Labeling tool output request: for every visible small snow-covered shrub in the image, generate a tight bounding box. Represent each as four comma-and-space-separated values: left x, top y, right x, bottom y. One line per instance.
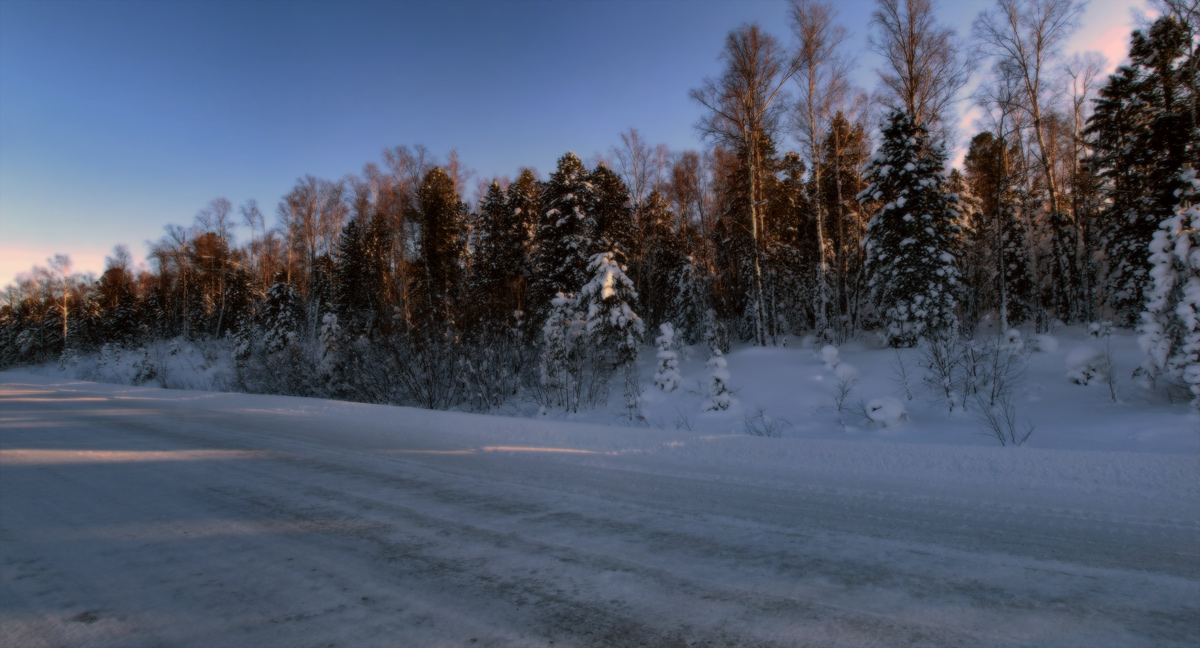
865, 396, 907, 427
653, 323, 681, 392
742, 405, 790, 437
820, 344, 839, 367
1003, 329, 1023, 351
832, 362, 860, 414
1032, 334, 1058, 353
834, 362, 859, 381
702, 351, 733, 411
1088, 321, 1113, 338
1066, 345, 1105, 385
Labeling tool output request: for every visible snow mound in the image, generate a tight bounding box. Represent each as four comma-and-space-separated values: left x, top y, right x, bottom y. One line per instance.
866, 396, 907, 427
820, 345, 839, 367
1032, 334, 1059, 353
834, 362, 859, 381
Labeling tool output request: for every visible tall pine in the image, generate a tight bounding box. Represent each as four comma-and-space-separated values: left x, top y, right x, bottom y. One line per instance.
859, 110, 962, 347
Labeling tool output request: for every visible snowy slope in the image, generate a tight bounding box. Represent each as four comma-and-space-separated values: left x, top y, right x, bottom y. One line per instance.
2, 371, 1197, 646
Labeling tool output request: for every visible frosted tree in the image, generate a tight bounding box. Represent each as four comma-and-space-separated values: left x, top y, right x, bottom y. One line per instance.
262, 282, 303, 354
1139, 166, 1200, 406
653, 323, 681, 392
531, 152, 596, 321
576, 252, 644, 374
859, 110, 962, 347
538, 292, 586, 411
702, 350, 733, 411
319, 312, 347, 396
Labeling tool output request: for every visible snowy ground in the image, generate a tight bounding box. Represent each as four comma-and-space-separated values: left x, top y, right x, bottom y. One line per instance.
2, 327, 1199, 646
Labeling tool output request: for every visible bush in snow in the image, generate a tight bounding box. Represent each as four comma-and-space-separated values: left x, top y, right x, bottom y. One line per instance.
1003, 329, 1023, 351
702, 349, 733, 411
1031, 334, 1058, 353
742, 405, 790, 437
1138, 166, 1200, 406
865, 396, 907, 427
1088, 321, 1113, 338
832, 362, 860, 415
1066, 345, 1106, 385
653, 323, 681, 392
819, 344, 839, 367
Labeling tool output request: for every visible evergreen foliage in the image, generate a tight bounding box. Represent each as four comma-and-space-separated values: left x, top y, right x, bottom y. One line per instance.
1139, 166, 1200, 406
860, 110, 963, 347
531, 153, 596, 319
1088, 16, 1198, 324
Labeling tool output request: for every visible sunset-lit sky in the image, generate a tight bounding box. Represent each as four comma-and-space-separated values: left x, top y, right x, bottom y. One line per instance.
0, 0, 1152, 287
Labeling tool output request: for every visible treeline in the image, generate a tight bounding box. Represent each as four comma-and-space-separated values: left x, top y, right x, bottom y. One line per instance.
2, 0, 1197, 408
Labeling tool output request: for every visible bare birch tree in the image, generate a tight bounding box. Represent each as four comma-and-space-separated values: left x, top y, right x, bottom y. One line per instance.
869, 0, 972, 142
974, 0, 1084, 217
791, 0, 853, 341
691, 23, 800, 346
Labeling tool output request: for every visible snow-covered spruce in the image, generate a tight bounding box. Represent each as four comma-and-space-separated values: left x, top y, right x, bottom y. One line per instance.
538, 252, 644, 412
1139, 166, 1200, 406
702, 349, 733, 412
859, 110, 963, 347
653, 322, 681, 392
538, 292, 583, 409
261, 282, 303, 354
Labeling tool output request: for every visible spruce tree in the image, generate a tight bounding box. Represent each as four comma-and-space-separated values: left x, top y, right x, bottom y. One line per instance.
1088, 16, 1198, 324
261, 282, 303, 354
576, 252, 644, 374
410, 167, 467, 333
859, 110, 963, 347
589, 163, 637, 267
333, 217, 372, 333
637, 190, 687, 331
1139, 165, 1200, 405
530, 153, 595, 320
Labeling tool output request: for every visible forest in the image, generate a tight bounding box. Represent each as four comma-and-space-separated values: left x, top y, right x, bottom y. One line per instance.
2, 0, 1197, 414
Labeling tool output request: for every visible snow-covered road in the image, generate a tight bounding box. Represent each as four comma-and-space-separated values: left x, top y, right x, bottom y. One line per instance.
2, 376, 1197, 647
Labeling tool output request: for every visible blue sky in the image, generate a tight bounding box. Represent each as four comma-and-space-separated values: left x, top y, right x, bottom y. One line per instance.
0, 0, 1147, 286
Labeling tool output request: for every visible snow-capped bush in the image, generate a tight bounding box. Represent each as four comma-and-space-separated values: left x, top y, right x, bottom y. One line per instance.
1003, 329, 1023, 351
866, 396, 907, 427
653, 323, 681, 392
834, 362, 859, 381
1032, 334, 1059, 353
1066, 345, 1105, 385
820, 344, 839, 367
702, 351, 733, 411
1089, 321, 1113, 338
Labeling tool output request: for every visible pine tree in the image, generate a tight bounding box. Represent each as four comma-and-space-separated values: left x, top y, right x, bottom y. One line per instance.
333, 218, 372, 333
576, 252, 644, 373
410, 167, 467, 333
637, 190, 687, 331
530, 153, 595, 320
262, 282, 303, 354
471, 179, 533, 330
589, 164, 637, 267
1139, 165, 1200, 405
859, 110, 963, 347
1089, 16, 1198, 324
653, 322, 681, 392
538, 292, 586, 411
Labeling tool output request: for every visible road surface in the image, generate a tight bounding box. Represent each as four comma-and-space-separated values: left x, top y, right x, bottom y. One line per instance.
1, 376, 1197, 646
